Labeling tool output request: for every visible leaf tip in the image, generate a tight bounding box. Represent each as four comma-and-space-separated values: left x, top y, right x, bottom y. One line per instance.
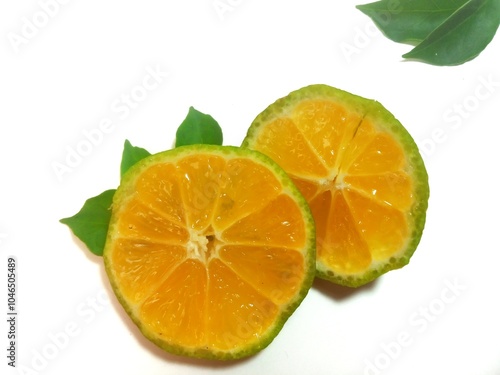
175, 106, 223, 147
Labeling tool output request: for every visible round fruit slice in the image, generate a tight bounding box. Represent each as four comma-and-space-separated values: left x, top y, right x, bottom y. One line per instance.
103, 145, 315, 360
242, 84, 429, 287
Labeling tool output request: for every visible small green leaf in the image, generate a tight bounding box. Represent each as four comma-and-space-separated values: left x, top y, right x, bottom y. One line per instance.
120, 140, 151, 178
175, 106, 223, 147
356, 0, 469, 45
60, 189, 116, 256
403, 0, 500, 65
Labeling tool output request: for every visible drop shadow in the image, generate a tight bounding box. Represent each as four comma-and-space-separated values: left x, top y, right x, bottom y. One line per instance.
313, 277, 380, 301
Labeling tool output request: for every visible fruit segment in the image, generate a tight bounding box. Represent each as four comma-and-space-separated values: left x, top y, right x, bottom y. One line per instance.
344, 171, 413, 211
343, 189, 408, 261
118, 199, 189, 244
176, 154, 227, 232
291, 99, 363, 171
308, 190, 332, 258
206, 259, 278, 351
253, 117, 329, 178
346, 133, 406, 175
337, 117, 377, 173
221, 194, 307, 249
135, 163, 186, 225
318, 190, 372, 275
212, 158, 282, 231
290, 177, 320, 202
110, 239, 186, 305
140, 259, 207, 347
219, 245, 306, 305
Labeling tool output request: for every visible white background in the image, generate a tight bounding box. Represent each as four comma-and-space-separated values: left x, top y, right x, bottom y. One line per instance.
1, 1, 500, 374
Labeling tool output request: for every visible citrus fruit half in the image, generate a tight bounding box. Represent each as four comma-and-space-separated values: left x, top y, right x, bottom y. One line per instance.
242, 84, 429, 287
103, 145, 316, 360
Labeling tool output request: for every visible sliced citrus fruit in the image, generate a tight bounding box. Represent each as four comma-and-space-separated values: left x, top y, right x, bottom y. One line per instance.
103, 145, 315, 360
242, 84, 429, 287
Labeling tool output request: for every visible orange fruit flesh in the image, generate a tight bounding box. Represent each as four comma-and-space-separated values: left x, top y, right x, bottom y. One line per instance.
248, 98, 418, 279
104, 147, 315, 358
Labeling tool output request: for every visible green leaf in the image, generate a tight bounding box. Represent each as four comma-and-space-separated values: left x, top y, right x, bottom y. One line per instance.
403, 0, 500, 65
61, 141, 151, 256
62, 108, 223, 257
356, 0, 469, 45
356, 0, 500, 65
120, 139, 151, 178
175, 106, 223, 147
60, 189, 116, 256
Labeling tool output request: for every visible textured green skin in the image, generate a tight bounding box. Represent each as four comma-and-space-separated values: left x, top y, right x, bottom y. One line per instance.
242, 84, 430, 288
103, 145, 317, 360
